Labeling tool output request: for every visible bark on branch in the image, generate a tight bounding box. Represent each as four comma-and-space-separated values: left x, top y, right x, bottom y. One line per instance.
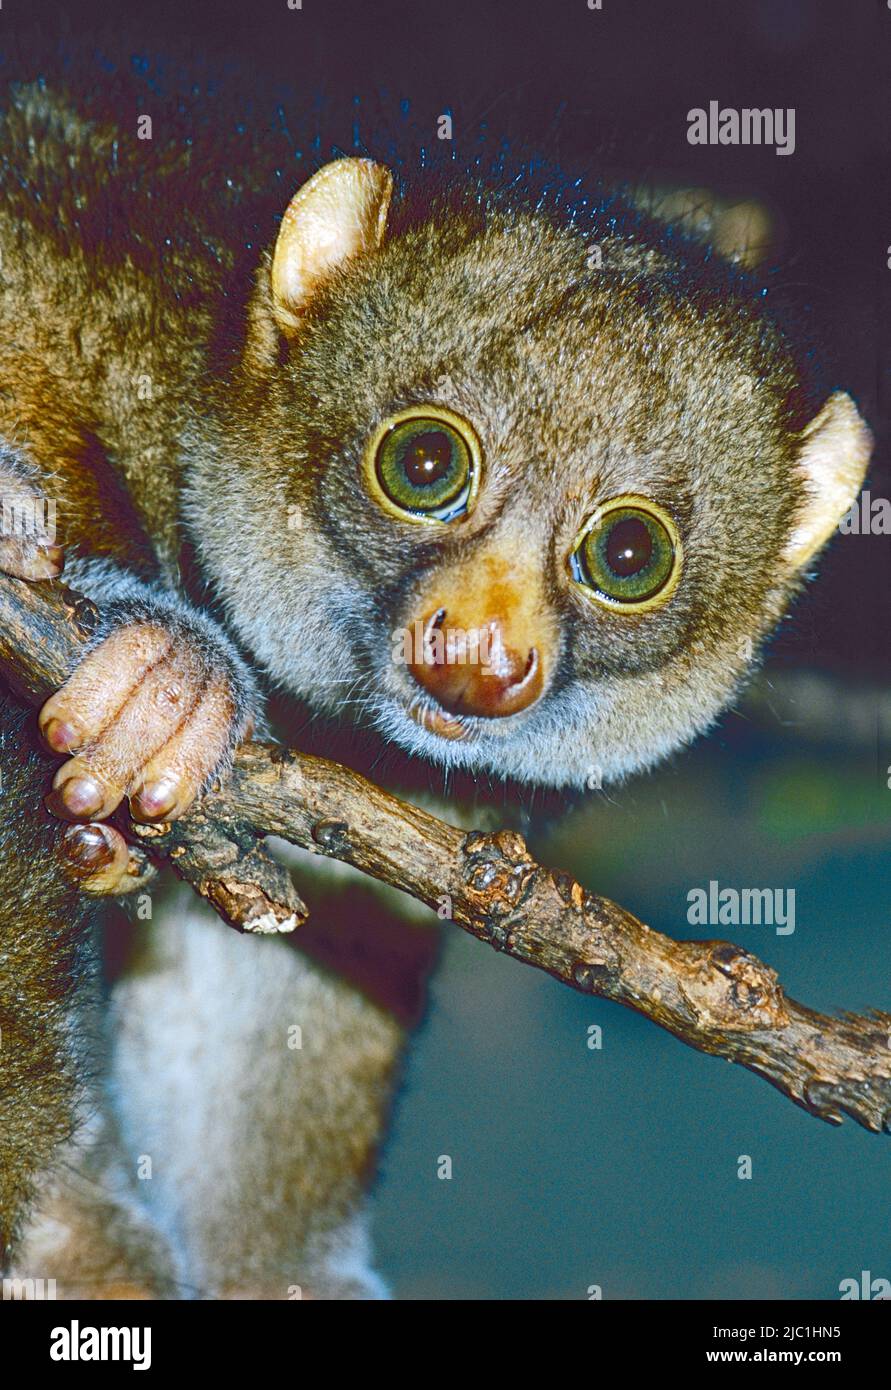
1, 572, 890, 1135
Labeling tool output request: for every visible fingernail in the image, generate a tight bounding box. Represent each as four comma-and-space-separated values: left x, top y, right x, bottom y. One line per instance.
61, 823, 115, 875
57, 775, 105, 818
42, 544, 64, 571
28, 545, 64, 579
41, 717, 81, 754
131, 778, 180, 822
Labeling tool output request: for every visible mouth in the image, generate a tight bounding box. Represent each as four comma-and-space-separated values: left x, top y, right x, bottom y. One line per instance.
407, 697, 474, 742
371, 664, 535, 754
400, 675, 545, 746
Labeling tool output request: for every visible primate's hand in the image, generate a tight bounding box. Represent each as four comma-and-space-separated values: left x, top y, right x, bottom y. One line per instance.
38, 596, 258, 894
40, 616, 254, 825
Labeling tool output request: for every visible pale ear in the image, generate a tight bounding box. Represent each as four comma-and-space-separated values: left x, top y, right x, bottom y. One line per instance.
270, 157, 393, 335
782, 391, 872, 570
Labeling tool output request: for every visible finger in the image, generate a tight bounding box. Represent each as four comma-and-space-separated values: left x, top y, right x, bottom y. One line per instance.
60, 822, 132, 894
61, 823, 155, 896
39, 624, 174, 755
130, 678, 236, 822
0, 536, 64, 580
47, 644, 209, 820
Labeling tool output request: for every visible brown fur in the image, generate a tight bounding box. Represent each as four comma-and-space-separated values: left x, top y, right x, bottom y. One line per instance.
0, 80, 870, 1297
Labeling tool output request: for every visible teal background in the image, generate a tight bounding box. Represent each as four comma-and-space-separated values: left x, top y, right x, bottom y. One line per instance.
374, 714, 891, 1298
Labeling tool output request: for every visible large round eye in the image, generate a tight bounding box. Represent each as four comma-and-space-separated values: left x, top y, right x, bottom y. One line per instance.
569, 497, 681, 611
364, 407, 481, 523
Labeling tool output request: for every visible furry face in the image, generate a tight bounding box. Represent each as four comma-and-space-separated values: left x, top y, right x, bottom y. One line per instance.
187, 161, 870, 789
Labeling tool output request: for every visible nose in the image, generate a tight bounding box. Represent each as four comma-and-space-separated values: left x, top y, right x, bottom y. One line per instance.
407, 608, 543, 718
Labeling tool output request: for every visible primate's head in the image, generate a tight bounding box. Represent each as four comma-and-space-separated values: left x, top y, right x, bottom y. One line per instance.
188, 157, 871, 788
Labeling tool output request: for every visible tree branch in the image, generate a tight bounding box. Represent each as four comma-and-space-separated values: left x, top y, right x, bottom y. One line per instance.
2, 571, 890, 1134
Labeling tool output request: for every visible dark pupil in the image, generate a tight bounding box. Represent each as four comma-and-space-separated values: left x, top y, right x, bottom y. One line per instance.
605, 516, 653, 577
400, 430, 453, 489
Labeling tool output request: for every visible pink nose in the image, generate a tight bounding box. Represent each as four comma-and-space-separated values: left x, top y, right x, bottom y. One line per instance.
407, 609, 543, 718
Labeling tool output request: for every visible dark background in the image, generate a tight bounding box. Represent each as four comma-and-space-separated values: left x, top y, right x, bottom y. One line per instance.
7, 0, 888, 675
4, 0, 889, 1299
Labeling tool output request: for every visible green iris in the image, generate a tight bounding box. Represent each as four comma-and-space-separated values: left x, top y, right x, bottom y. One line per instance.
573, 505, 676, 605
375, 417, 473, 519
